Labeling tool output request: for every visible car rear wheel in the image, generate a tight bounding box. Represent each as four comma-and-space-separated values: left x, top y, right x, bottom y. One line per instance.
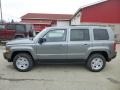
13, 53, 34, 72
86, 54, 106, 72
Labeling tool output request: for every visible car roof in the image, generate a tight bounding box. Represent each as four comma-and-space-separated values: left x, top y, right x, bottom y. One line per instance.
47, 25, 111, 30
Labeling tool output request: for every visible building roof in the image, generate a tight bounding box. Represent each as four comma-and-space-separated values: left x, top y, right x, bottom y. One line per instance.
72, 0, 108, 19
21, 19, 52, 25
21, 13, 73, 20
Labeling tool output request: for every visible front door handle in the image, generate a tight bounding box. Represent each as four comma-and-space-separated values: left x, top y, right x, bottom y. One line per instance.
83, 44, 88, 46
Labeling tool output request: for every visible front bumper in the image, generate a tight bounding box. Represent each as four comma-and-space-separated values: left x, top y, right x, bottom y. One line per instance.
3, 51, 12, 62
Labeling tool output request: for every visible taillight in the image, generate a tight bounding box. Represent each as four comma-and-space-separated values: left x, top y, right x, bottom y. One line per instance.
113, 42, 116, 51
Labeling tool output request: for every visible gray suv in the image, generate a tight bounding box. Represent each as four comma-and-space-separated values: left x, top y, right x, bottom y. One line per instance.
3, 26, 117, 72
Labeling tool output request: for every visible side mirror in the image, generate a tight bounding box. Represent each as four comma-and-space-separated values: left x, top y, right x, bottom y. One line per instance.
38, 38, 46, 44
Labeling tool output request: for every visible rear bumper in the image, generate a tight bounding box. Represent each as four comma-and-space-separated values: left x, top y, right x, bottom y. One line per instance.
111, 52, 117, 59
108, 52, 117, 62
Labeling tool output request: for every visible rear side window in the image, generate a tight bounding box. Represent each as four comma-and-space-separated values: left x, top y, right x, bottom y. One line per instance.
70, 29, 90, 41
93, 29, 109, 40
16, 25, 26, 32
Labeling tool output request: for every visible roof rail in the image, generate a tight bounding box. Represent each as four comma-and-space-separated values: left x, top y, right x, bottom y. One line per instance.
70, 25, 108, 27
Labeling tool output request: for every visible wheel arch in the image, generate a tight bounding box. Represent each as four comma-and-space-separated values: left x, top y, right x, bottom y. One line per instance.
11, 51, 34, 62
88, 51, 109, 61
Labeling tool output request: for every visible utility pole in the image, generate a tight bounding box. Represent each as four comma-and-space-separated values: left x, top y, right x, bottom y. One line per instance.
0, 0, 3, 23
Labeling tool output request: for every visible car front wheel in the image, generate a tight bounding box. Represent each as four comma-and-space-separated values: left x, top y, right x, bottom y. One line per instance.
13, 53, 34, 72
86, 54, 106, 72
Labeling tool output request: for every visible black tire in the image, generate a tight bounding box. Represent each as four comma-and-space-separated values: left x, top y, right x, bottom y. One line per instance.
86, 54, 106, 72
13, 53, 34, 72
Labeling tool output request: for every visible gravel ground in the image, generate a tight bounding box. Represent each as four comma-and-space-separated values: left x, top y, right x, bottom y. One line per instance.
0, 45, 120, 90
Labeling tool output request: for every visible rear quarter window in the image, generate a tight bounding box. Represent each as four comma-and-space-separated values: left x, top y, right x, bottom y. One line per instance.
93, 29, 109, 40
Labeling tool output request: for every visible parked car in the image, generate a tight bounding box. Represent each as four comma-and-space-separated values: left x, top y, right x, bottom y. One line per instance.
3, 26, 117, 72
0, 23, 35, 41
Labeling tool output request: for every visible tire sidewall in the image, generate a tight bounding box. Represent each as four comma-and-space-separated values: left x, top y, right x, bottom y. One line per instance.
87, 54, 106, 72
13, 53, 33, 72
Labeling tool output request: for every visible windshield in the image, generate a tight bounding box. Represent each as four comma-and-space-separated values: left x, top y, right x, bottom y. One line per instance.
0, 25, 5, 30
33, 28, 48, 41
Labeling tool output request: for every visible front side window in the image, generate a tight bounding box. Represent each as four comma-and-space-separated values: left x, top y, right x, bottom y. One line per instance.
6, 24, 15, 30
93, 29, 109, 40
43, 29, 66, 42
70, 29, 90, 41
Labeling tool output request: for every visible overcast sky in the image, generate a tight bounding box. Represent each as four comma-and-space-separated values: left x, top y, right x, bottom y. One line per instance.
1, 0, 101, 21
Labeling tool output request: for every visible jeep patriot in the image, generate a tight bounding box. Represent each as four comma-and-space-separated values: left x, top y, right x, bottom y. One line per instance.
3, 26, 117, 72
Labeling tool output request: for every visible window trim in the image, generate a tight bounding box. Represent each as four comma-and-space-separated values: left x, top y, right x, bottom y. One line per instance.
42, 29, 67, 42
70, 29, 90, 41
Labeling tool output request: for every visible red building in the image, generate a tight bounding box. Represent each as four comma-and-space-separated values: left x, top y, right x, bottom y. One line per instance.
71, 0, 120, 41
21, 13, 73, 32
81, 0, 120, 23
